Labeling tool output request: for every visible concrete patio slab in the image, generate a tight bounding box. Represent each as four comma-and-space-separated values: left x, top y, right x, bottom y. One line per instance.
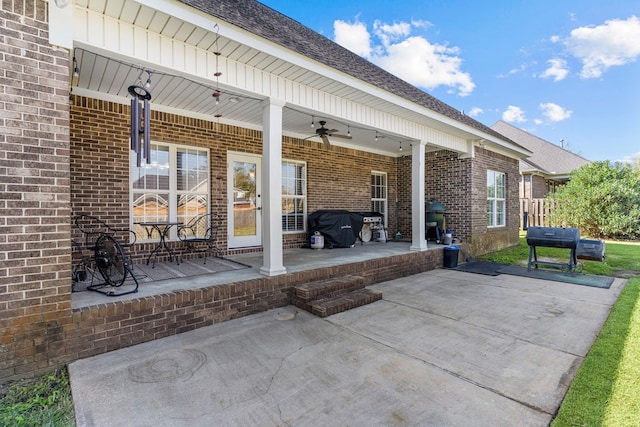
69, 269, 625, 427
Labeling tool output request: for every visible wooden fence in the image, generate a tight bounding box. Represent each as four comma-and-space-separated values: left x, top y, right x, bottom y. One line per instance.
520, 198, 555, 229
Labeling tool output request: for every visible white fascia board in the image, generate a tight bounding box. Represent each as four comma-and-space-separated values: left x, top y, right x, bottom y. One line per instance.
132, 0, 519, 150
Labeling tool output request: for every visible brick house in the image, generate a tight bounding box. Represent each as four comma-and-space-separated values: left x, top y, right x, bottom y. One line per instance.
1, 0, 530, 382
491, 121, 591, 199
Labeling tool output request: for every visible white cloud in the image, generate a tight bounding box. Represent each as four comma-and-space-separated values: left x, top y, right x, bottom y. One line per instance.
373, 20, 412, 46
332, 18, 475, 96
539, 58, 569, 81
539, 102, 572, 122
498, 63, 527, 78
564, 15, 640, 78
468, 107, 483, 117
502, 105, 527, 123
618, 151, 640, 165
334, 19, 372, 57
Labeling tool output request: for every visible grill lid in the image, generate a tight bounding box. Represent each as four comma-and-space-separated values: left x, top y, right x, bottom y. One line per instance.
425, 199, 445, 213
526, 226, 580, 249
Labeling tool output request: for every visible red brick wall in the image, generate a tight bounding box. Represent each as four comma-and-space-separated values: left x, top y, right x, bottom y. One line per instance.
426, 150, 473, 244
397, 148, 520, 255
0, 0, 73, 382
470, 147, 520, 254
70, 97, 399, 258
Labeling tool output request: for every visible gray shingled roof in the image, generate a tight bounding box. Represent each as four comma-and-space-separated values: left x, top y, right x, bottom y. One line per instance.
178, 0, 513, 144
491, 120, 590, 176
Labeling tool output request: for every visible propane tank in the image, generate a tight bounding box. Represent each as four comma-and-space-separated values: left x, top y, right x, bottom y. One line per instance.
310, 231, 324, 249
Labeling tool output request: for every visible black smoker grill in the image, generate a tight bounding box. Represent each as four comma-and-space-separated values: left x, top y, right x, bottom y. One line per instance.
526, 226, 580, 272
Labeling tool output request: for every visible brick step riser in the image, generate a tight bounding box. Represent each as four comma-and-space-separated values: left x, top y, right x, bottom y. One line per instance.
310, 289, 382, 318
292, 282, 366, 303
292, 276, 365, 302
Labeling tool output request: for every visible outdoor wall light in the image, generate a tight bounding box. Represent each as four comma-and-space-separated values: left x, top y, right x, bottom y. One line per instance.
144, 70, 152, 89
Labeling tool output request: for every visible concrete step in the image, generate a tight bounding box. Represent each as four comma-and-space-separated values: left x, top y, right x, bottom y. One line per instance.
292, 275, 366, 303
309, 288, 382, 318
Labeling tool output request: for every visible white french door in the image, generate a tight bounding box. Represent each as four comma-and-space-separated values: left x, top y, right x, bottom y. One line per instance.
227, 152, 262, 248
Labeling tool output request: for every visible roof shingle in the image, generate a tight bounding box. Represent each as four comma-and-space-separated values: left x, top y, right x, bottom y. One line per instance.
491, 120, 590, 176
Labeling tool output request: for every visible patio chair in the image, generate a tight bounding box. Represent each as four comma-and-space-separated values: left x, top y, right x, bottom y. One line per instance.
177, 213, 222, 264
72, 214, 139, 296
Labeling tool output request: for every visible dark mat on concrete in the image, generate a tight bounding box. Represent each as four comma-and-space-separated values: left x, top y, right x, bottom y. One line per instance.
455, 260, 614, 289
451, 259, 507, 276
72, 257, 249, 292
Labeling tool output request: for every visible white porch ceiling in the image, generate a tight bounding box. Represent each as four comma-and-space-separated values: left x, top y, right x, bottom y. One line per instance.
71, 0, 484, 155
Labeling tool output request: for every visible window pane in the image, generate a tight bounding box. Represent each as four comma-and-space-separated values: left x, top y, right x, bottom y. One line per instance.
131, 143, 209, 241
132, 192, 169, 238
371, 172, 387, 224
177, 149, 208, 192
281, 161, 306, 232
177, 194, 207, 225
497, 200, 505, 225
496, 173, 505, 198
487, 171, 495, 198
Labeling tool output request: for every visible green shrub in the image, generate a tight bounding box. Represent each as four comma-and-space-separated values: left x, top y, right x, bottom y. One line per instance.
549, 161, 640, 239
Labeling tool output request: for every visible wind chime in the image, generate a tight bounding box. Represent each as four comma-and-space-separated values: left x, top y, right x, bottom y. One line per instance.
211, 23, 223, 138
128, 71, 152, 167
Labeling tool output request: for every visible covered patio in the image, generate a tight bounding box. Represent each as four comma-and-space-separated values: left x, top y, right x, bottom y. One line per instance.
71, 240, 450, 310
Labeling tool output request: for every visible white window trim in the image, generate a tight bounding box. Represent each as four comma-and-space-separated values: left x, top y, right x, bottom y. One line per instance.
371, 170, 388, 228
130, 141, 210, 241
282, 159, 307, 234
487, 170, 506, 228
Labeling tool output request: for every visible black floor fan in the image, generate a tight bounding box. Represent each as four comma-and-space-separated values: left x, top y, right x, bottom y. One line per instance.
88, 234, 139, 296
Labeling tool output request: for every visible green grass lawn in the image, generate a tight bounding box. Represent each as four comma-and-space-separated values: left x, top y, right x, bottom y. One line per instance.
0, 368, 74, 427
480, 237, 640, 426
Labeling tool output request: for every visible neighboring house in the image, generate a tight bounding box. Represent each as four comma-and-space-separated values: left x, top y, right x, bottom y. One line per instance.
491, 121, 591, 200
1, 0, 532, 381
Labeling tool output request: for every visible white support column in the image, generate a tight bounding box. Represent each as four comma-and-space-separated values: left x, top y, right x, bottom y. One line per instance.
260, 98, 287, 276
410, 141, 428, 251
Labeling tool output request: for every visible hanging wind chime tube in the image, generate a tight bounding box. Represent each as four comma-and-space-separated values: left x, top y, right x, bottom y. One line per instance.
128, 83, 152, 167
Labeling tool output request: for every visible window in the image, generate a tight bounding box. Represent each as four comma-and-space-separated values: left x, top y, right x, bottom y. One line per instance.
371, 172, 387, 225
131, 142, 209, 240
487, 170, 506, 227
281, 160, 306, 232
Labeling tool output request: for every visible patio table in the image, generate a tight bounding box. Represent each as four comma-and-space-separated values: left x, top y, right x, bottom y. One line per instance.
136, 221, 183, 268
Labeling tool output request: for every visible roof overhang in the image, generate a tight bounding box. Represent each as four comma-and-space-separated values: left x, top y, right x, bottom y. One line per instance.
57, 0, 528, 159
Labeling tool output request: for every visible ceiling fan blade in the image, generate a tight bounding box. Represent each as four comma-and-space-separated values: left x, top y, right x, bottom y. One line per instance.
320, 134, 331, 147
330, 133, 352, 140
327, 129, 339, 133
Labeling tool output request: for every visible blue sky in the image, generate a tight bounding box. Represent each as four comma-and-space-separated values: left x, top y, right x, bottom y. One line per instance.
260, 0, 640, 163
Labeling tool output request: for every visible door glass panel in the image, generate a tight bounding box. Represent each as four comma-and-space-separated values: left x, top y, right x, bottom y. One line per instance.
233, 161, 257, 237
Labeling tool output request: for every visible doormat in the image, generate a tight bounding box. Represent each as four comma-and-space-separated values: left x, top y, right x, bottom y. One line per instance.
454, 260, 614, 289
72, 257, 250, 292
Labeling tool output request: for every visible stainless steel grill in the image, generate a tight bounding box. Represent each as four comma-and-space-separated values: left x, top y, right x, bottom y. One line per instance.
526, 226, 580, 271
